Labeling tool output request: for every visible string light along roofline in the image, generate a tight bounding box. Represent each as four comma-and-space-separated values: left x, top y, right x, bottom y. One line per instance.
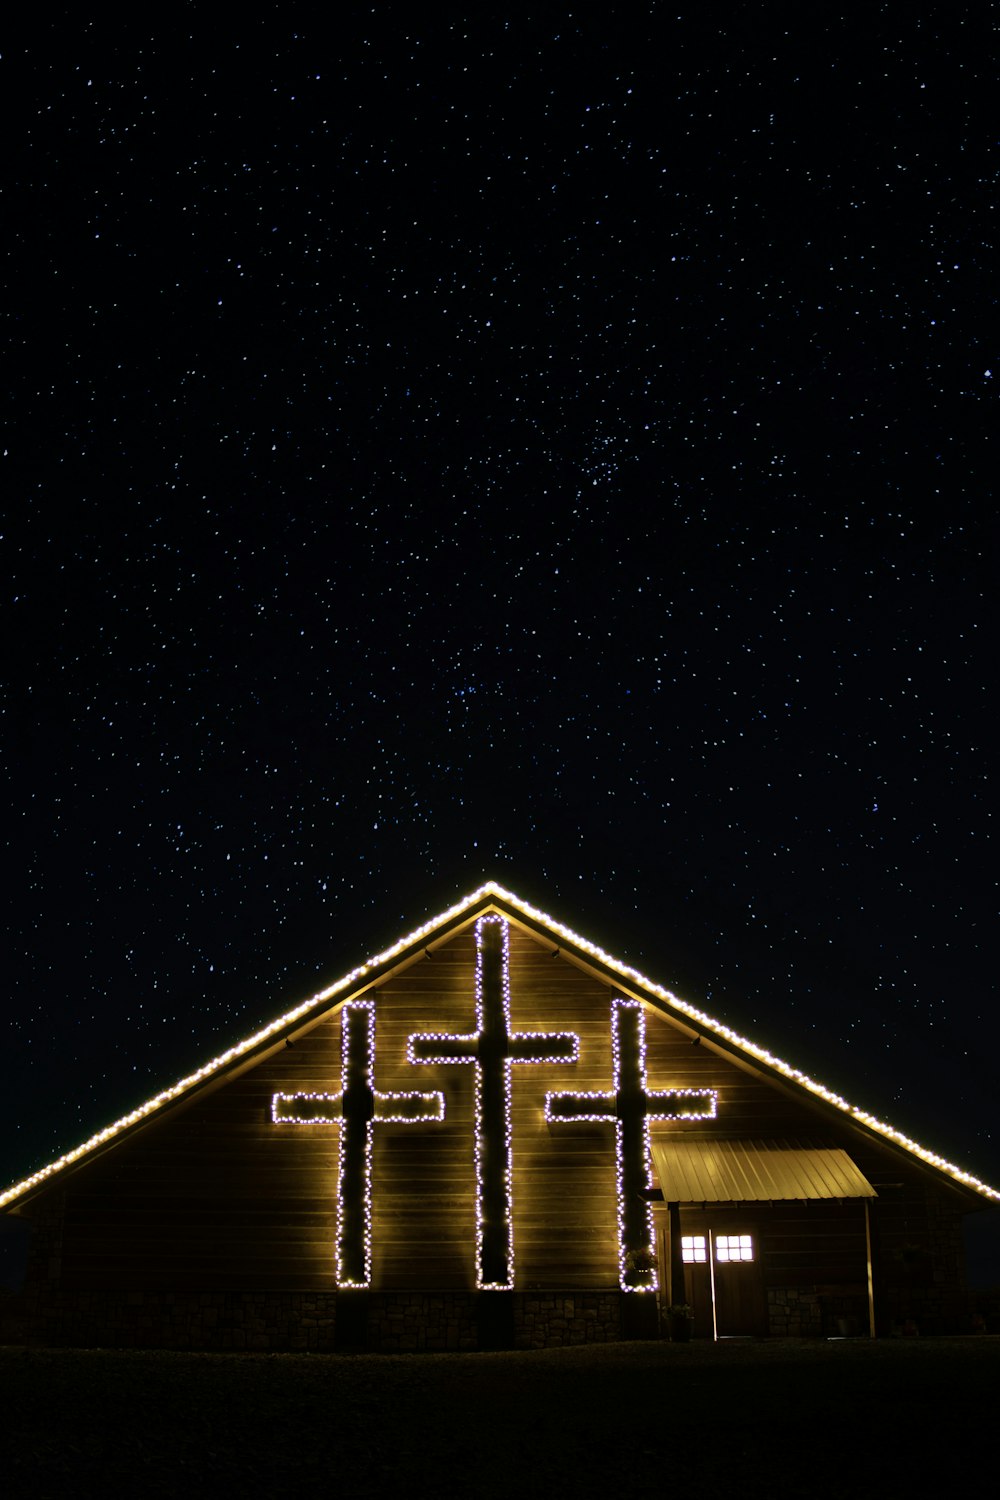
490, 884, 1000, 1204
2, 880, 997, 1209
0, 883, 493, 1210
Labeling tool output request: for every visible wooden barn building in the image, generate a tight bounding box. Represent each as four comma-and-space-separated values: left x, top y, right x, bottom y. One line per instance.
2, 883, 996, 1350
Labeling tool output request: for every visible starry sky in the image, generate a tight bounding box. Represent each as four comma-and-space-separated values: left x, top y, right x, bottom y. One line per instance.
3, 8, 996, 1199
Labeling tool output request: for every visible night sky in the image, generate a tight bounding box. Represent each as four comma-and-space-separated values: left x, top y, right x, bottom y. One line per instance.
4, 9, 996, 1200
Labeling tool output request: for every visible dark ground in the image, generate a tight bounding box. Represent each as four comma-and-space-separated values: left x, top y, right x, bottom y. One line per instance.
1, 1338, 995, 1498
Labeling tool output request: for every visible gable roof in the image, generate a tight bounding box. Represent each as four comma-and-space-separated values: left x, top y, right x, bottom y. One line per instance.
2, 881, 997, 1209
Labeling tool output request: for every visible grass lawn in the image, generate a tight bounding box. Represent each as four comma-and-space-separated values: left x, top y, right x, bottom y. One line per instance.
1, 1337, 994, 1498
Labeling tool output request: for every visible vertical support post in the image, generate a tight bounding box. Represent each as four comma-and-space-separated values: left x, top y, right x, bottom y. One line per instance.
864, 1199, 877, 1339
707, 1229, 719, 1341
668, 1201, 685, 1309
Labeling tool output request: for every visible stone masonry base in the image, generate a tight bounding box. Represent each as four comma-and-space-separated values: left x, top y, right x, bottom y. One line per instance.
1, 1288, 626, 1352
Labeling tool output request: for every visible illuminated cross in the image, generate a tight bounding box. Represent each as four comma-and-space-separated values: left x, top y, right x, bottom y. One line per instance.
273, 999, 445, 1287
546, 998, 717, 1291
408, 914, 579, 1289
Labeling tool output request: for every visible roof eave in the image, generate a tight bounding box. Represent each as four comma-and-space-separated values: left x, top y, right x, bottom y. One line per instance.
3, 881, 997, 1211
1, 884, 502, 1211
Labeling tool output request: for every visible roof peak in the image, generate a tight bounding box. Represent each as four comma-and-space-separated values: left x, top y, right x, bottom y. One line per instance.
3, 882, 997, 1209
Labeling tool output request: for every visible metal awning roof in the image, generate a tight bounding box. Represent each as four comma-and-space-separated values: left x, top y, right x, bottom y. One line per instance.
650, 1140, 877, 1201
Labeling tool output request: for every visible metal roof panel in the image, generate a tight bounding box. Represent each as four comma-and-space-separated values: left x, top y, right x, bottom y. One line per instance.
651, 1140, 877, 1201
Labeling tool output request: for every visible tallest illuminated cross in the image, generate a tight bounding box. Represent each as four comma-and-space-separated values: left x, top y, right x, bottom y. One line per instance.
408, 915, 579, 1289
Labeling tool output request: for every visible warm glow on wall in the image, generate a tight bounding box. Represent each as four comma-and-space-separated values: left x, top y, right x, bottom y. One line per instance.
2, 880, 997, 1210
485, 885, 1000, 1206
272, 1000, 444, 1287
408, 914, 578, 1289
547, 998, 717, 1292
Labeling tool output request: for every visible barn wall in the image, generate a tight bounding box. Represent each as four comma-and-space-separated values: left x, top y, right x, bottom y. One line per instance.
3, 916, 979, 1346
672, 1201, 871, 1338
867, 1182, 968, 1334
41, 925, 625, 1296
54, 929, 482, 1294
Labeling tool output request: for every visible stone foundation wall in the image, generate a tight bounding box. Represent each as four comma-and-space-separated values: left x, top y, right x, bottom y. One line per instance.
367, 1292, 478, 1351
765, 1283, 983, 1338
3, 1288, 340, 1351
7, 1281, 994, 1347
767, 1287, 870, 1338
0, 1286, 623, 1352
766, 1287, 824, 1337
515, 1292, 622, 1348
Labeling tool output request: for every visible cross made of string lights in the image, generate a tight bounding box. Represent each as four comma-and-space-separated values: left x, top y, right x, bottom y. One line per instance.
273, 917, 716, 1291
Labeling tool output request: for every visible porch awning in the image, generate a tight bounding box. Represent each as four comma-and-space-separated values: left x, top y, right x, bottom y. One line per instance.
650, 1140, 877, 1202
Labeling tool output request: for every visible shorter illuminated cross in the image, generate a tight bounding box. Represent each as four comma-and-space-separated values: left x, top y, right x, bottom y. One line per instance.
408, 914, 579, 1289
273, 999, 445, 1288
546, 998, 717, 1292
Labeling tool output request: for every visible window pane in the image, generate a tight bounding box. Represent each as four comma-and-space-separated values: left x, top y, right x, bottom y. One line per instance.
716, 1233, 754, 1262
681, 1235, 707, 1263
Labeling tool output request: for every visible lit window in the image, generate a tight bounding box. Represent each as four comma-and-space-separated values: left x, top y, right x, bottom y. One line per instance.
716, 1233, 754, 1262
681, 1235, 707, 1263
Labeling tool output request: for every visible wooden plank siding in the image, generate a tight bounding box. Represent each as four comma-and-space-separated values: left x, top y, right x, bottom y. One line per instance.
49, 918, 964, 1299
506, 926, 617, 1288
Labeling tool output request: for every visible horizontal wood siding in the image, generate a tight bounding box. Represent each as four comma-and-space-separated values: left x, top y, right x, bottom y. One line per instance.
48, 916, 966, 1298
369, 932, 476, 1289
508, 928, 618, 1287
669, 1201, 870, 1309
60, 929, 482, 1292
